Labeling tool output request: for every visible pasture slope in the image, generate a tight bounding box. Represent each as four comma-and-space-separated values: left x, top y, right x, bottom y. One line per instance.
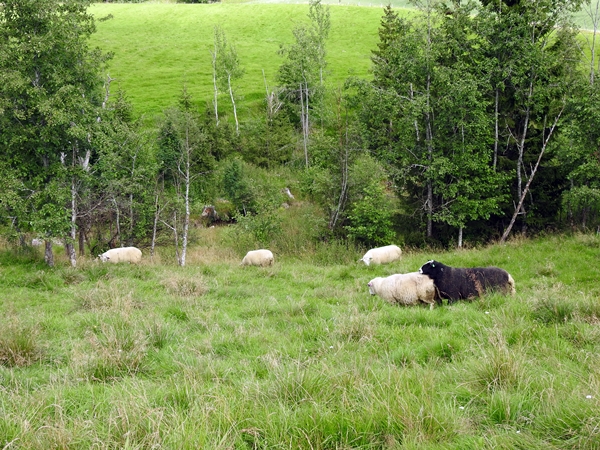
89, 0, 600, 121
89, 1, 389, 120
0, 232, 599, 448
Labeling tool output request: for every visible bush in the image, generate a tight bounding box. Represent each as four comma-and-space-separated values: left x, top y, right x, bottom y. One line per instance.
345, 182, 396, 247
345, 156, 397, 247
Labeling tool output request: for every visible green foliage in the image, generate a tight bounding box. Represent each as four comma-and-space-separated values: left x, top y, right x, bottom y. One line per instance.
220, 157, 257, 214
231, 210, 283, 249
277, 0, 330, 124
240, 112, 295, 168
0, 0, 110, 256
344, 156, 397, 247
345, 181, 396, 247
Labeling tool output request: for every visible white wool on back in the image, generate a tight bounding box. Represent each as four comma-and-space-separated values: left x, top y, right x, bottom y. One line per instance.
99, 246, 142, 264
240, 249, 274, 267
368, 272, 436, 308
361, 245, 402, 266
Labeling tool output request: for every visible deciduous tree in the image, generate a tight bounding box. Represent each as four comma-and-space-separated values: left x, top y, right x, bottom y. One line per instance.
0, 0, 110, 266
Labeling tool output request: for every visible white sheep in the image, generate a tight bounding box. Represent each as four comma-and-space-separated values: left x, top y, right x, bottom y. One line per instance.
360, 245, 402, 266
368, 272, 437, 309
240, 249, 274, 267
98, 246, 142, 264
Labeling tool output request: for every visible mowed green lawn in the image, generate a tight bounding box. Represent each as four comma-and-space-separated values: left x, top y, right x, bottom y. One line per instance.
89, 2, 394, 121
1, 231, 600, 448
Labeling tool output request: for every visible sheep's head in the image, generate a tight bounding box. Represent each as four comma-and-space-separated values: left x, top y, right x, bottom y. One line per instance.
367, 278, 380, 295
419, 260, 442, 278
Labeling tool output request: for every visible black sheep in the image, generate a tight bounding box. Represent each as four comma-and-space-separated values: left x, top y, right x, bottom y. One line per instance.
418, 260, 515, 304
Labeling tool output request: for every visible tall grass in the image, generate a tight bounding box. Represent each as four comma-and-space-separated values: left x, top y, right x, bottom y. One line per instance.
1, 232, 600, 447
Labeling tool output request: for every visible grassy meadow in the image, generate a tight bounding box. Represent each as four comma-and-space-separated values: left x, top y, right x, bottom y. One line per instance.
1, 224, 600, 448
88, 2, 407, 121
2, 2, 600, 448
88, 0, 600, 123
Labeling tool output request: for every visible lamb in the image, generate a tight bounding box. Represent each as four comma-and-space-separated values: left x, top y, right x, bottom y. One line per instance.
418, 260, 515, 304
240, 249, 274, 267
368, 272, 437, 309
360, 245, 402, 266
98, 246, 143, 264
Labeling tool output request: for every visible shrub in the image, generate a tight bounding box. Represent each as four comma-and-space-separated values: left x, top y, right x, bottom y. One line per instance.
220, 157, 257, 215
345, 155, 397, 247
345, 181, 396, 247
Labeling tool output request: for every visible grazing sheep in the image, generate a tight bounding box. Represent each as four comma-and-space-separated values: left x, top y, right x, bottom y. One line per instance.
360, 245, 402, 266
240, 249, 274, 267
368, 272, 437, 309
98, 246, 142, 264
419, 260, 515, 304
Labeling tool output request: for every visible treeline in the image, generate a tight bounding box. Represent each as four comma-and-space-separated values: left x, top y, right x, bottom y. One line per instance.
1, 0, 600, 267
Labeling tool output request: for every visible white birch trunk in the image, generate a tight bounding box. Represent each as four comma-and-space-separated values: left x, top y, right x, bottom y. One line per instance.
68, 176, 77, 267
228, 73, 239, 135
501, 106, 564, 243
211, 49, 219, 125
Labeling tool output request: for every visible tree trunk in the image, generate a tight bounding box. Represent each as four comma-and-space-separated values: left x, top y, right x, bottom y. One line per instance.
228, 73, 239, 135
68, 176, 77, 267
151, 191, 159, 259
44, 240, 54, 267
300, 82, 309, 168
493, 88, 499, 170
173, 210, 180, 264
329, 91, 349, 230
501, 106, 563, 243
180, 128, 191, 267
78, 229, 85, 257
211, 49, 219, 125
458, 226, 463, 248
585, 0, 600, 84
128, 192, 134, 246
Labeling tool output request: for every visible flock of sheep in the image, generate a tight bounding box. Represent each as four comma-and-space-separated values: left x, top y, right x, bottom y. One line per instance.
363, 245, 515, 308
98, 244, 515, 308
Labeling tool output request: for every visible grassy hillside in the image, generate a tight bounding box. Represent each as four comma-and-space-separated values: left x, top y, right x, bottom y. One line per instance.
89, 1, 599, 122
1, 230, 600, 448
89, 2, 396, 121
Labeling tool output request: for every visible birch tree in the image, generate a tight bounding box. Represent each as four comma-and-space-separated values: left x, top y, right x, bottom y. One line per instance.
213, 26, 244, 134
157, 89, 212, 266
478, 0, 583, 239
277, 0, 330, 167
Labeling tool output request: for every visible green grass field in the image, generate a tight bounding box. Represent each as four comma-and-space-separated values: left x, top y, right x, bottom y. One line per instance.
89, 2, 393, 121
1, 226, 600, 448
89, 0, 600, 123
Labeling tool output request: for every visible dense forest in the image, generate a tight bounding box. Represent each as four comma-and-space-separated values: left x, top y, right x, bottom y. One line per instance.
1, 0, 600, 267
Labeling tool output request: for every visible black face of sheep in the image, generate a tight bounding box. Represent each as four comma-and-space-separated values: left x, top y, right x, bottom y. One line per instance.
418, 260, 444, 279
